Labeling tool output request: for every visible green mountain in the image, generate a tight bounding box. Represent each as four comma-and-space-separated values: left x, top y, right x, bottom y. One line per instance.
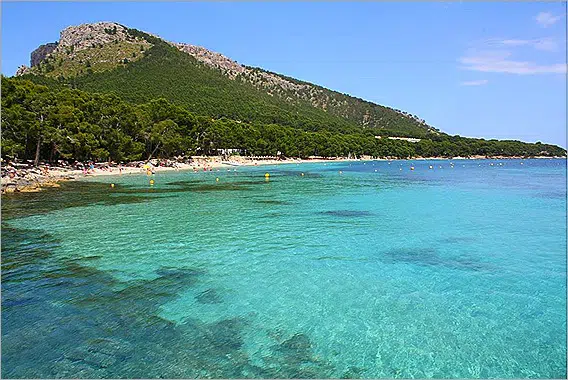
18, 22, 439, 138
3, 22, 565, 164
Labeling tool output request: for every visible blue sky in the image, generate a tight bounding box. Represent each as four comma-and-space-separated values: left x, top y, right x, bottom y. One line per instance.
2, 2, 566, 147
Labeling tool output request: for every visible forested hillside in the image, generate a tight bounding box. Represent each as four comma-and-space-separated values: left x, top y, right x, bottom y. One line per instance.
18, 23, 438, 138
2, 77, 565, 164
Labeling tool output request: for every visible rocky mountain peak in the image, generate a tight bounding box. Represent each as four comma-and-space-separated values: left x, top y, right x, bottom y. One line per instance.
56, 22, 128, 53
18, 22, 152, 77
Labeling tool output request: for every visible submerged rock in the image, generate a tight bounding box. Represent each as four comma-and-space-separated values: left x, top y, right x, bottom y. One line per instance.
280, 333, 312, 352
195, 289, 223, 304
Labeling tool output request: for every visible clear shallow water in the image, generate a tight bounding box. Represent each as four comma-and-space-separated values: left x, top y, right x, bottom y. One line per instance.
2, 159, 566, 378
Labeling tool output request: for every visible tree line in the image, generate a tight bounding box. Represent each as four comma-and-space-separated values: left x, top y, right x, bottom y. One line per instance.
1, 76, 565, 165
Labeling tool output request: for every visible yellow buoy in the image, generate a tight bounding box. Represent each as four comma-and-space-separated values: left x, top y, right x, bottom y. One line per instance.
410, 166, 415, 170
264, 173, 270, 178
301, 173, 305, 176
110, 183, 115, 188
149, 179, 155, 186
216, 178, 219, 182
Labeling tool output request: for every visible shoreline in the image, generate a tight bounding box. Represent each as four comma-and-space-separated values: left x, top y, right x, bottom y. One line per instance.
2, 155, 565, 194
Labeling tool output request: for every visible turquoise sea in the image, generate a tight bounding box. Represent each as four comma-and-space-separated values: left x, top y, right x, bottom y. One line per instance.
1, 159, 566, 378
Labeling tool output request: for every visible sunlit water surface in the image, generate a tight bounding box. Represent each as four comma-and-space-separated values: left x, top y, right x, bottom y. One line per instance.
2, 159, 566, 378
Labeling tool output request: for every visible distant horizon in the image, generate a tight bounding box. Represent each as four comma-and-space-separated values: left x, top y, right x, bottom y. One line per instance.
2, 2, 566, 147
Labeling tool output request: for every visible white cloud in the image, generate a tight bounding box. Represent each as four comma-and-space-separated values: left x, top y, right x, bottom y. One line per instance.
459, 50, 567, 75
502, 38, 559, 52
498, 39, 530, 47
458, 13, 566, 76
487, 38, 559, 52
531, 38, 559, 52
460, 79, 489, 86
535, 12, 562, 27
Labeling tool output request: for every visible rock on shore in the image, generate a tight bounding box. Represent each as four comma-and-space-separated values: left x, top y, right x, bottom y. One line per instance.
1, 166, 73, 194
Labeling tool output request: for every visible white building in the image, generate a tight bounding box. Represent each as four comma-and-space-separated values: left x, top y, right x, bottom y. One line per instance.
375, 136, 422, 143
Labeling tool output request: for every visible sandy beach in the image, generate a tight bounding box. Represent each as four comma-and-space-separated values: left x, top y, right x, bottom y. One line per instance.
54, 154, 566, 179
2, 155, 565, 194
1, 156, 355, 193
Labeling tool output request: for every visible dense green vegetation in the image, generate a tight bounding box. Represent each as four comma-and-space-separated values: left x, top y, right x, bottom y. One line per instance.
22, 28, 436, 138
2, 77, 565, 164
242, 65, 437, 136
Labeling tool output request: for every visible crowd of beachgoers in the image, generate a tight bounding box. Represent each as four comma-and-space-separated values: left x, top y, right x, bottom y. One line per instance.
0, 155, 299, 193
